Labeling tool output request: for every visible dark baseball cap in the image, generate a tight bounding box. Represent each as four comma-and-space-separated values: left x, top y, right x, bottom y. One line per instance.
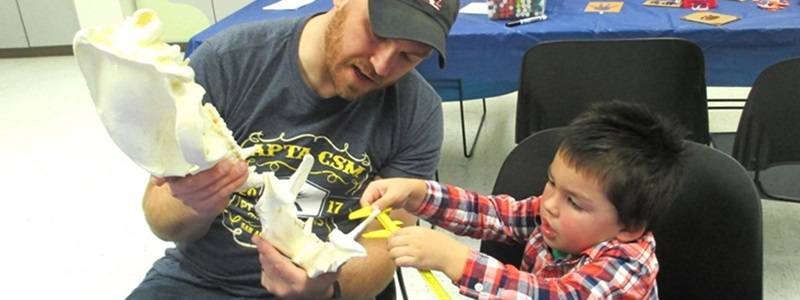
369, 0, 460, 68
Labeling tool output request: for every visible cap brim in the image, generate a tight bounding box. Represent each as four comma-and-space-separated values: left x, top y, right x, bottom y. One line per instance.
369, 0, 447, 67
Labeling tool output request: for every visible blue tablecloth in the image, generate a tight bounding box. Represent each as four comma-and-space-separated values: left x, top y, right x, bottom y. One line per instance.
188, 0, 800, 101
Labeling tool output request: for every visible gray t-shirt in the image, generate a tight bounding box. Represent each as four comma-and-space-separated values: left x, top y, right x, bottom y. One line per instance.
154, 16, 443, 297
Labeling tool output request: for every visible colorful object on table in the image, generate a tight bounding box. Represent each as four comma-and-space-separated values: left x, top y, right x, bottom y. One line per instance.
681, 0, 718, 10
643, 0, 682, 8
683, 11, 740, 25
488, 0, 546, 20
754, 0, 789, 11
349, 206, 452, 300
585, 1, 625, 13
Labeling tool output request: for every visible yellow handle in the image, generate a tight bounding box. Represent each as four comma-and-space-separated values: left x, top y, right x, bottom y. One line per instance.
420, 270, 452, 300
362, 230, 392, 239
350, 206, 452, 300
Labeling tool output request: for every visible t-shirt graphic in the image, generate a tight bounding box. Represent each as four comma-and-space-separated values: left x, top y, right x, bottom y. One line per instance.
222, 132, 373, 247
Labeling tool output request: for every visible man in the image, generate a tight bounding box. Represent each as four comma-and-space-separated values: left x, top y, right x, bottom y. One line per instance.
128, 0, 459, 299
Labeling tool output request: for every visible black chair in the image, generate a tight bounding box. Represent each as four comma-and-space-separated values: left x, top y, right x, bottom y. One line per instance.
428, 79, 487, 158
515, 38, 710, 144
375, 276, 398, 300
732, 57, 800, 202
481, 128, 762, 299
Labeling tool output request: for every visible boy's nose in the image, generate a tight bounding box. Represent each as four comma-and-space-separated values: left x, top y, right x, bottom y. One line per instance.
541, 194, 559, 217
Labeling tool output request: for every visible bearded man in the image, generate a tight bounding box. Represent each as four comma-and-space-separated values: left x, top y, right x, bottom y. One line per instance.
127, 0, 459, 299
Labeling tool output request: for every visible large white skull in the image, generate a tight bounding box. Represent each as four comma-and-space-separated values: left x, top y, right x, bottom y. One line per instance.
255, 155, 378, 278
73, 9, 257, 180
74, 9, 372, 278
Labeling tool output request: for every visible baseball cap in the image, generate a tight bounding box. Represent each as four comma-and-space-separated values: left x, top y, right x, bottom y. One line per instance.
369, 0, 460, 68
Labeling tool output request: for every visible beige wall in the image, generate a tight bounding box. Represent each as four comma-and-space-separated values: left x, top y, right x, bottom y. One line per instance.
72, 0, 132, 28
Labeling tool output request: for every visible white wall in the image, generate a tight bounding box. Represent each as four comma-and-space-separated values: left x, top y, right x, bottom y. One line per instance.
73, 0, 128, 29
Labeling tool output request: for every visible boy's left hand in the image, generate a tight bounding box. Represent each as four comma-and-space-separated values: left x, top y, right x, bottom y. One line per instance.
388, 226, 471, 281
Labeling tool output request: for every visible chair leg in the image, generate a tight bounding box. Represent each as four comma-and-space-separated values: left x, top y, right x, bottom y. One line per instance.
459, 97, 487, 158
396, 268, 408, 300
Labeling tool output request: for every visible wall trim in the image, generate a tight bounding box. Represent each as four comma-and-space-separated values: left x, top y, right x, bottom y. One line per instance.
0, 46, 73, 58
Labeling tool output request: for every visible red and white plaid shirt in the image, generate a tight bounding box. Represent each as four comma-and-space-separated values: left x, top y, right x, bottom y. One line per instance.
413, 181, 659, 299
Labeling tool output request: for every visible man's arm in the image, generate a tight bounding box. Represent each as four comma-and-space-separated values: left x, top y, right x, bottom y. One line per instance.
142, 159, 249, 241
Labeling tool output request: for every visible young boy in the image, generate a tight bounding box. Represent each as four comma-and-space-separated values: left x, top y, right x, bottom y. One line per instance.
359, 101, 687, 299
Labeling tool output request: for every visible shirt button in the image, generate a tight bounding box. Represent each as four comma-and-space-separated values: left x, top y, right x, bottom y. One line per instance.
474, 283, 484, 292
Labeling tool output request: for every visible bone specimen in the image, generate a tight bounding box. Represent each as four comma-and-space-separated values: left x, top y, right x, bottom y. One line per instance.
74, 9, 374, 278
256, 155, 379, 278
73, 9, 259, 182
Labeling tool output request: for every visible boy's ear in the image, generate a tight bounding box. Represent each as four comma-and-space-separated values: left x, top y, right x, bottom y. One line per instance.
615, 224, 646, 242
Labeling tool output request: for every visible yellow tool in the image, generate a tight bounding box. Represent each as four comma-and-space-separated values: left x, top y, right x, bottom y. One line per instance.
349, 206, 452, 300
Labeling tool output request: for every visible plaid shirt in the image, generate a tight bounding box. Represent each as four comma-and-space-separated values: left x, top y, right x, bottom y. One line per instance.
414, 181, 659, 300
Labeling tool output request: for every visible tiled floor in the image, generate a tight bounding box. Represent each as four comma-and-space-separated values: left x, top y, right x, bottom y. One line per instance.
1, 56, 797, 299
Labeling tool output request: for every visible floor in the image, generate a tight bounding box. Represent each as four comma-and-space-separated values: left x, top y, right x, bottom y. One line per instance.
1, 56, 797, 299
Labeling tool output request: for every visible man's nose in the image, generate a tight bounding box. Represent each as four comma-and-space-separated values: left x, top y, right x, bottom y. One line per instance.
370, 41, 398, 77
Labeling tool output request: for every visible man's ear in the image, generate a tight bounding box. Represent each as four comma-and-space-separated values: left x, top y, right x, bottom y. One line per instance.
615, 224, 646, 242
332, 0, 350, 9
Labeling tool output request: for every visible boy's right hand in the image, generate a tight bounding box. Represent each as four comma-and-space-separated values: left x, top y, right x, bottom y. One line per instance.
359, 178, 428, 212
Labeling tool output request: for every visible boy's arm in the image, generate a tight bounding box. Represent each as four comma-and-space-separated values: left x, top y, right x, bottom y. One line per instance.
360, 179, 537, 244
359, 178, 429, 212
453, 241, 658, 299
387, 226, 471, 280
414, 181, 538, 244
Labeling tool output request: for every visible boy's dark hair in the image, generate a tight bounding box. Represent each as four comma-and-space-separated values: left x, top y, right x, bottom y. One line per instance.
558, 101, 687, 231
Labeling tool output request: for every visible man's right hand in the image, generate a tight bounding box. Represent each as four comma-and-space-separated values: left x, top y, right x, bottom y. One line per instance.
153, 159, 250, 218
143, 159, 250, 241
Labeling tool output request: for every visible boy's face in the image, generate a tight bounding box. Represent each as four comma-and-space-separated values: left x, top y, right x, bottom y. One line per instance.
539, 151, 639, 254
325, 0, 432, 101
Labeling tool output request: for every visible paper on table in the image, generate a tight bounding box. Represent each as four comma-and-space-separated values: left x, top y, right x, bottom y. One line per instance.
459, 2, 488, 14
263, 0, 315, 10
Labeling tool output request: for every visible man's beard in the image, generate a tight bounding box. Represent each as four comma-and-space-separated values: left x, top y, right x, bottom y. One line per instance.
323, 8, 383, 101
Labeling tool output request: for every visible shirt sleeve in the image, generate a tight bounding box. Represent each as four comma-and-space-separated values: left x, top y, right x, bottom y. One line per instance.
187, 39, 229, 111
455, 248, 657, 299
414, 181, 539, 244
377, 71, 443, 180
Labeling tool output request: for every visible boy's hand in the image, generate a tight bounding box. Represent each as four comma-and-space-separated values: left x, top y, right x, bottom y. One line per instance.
359, 178, 428, 212
388, 226, 471, 281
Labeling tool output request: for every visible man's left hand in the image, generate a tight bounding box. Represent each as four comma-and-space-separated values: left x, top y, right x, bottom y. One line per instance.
252, 235, 338, 299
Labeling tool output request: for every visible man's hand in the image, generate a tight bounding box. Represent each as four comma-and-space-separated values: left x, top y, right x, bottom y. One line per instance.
252, 235, 338, 299
153, 159, 249, 217
358, 178, 428, 213
388, 226, 471, 281
143, 159, 249, 241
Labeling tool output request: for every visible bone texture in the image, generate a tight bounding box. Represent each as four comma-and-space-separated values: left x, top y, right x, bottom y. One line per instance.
73, 8, 259, 183
255, 155, 372, 277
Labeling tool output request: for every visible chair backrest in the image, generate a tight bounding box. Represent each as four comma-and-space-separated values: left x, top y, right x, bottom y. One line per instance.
480, 128, 561, 266
515, 38, 710, 144
732, 57, 800, 171
482, 127, 762, 299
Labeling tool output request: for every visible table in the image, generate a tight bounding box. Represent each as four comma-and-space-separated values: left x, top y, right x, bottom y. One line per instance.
188, 0, 800, 101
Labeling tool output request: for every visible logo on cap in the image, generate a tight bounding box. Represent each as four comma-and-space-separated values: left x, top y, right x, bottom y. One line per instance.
426, 0, 442, 10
